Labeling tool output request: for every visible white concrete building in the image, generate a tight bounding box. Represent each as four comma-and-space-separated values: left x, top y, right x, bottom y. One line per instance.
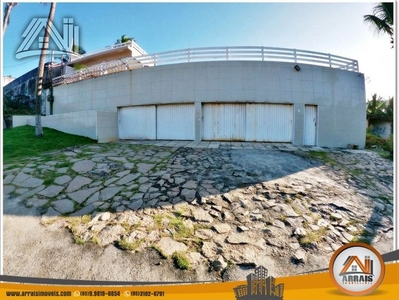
15, 44, 367, 148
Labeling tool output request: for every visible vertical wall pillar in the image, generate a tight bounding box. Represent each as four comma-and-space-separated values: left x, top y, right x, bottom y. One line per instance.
293, 103, 305, 146
195, 102, 202, 142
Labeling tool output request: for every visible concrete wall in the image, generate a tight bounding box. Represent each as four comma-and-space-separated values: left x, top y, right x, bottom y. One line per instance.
369, 120, 392, 139
12, 115, 35, 127
53, 61, 366, 148
13, 111, 117, 143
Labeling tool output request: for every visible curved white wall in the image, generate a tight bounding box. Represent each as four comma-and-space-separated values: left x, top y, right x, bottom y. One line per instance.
52, 60, 366, 148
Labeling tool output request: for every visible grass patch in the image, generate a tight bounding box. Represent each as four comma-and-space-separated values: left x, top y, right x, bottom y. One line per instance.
299, 227, 328, 247
117, 237, 143, 251
3, 125, 96, 164
308, 150, 328, 159
151, 245, 168, 259
152, 213, 194, 240
172, 252, 191, 270
351, 227, 375, 244
73, 236, 86, 245
307, 150, 337, 166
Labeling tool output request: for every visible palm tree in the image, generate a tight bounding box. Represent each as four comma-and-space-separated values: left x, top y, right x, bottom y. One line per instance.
73, 44, 86, 55
116, 34, 135, 44
366, 94, 391, 122
364, 2, 394, 46
35, 2, 56, 137
2, 2, 18, 35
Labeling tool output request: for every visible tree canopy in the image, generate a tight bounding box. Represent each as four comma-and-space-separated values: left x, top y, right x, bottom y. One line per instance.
364, 2, 394, 47
367, 94, 393, 122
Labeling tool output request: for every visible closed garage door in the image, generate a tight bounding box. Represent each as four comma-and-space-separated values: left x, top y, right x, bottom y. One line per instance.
118, 104, 194, 140
118, 106, 156, 139
203, 104, 246, 140
157, 104, 195, 140
203, 103, 293, 142
246, 104, 293, 142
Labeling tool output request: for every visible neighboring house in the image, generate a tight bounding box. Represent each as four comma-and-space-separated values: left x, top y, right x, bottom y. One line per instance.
68, 41, 147, 68
3, 63, 65, 116
8, 42, 367, 148
2, 76, 15, 86
3, 41, 147, 116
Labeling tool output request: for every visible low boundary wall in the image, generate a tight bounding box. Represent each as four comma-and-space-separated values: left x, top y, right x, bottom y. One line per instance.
12, 111, 117, 143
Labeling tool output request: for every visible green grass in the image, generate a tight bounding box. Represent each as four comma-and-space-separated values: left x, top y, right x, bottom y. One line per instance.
299, 227, 328, 247
116, 237, 144, 251
3, 125, 96, 164
172, 252, 191, 270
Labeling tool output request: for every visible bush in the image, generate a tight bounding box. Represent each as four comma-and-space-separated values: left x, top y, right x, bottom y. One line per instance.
3, 94, 35, 115
384, 134, 394, 153
172, 252, 191, 270
365, 127, 393, 158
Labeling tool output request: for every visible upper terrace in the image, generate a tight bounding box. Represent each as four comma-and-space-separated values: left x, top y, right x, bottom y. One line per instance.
53, 46, 359, 87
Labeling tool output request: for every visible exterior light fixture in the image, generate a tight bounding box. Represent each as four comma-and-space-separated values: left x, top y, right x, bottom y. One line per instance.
294, 65, 301, 71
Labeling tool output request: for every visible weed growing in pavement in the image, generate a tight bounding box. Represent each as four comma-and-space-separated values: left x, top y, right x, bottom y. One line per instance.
172, 252, 191, 270
150, 245, 168, 259
116, 237, 144, 251
299, 227, 328, 247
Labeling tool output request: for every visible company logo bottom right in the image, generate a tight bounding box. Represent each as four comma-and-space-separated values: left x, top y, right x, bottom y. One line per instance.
329, 242, 385, 296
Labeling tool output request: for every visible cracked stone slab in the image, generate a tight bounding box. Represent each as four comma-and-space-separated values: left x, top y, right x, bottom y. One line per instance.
98, 225, 126, 246
54, 175, 72, 185
3, 175, 15, 185
195, 229, 213, 240
193, 208, 214, 223
52, 199, 75, 214
18, 185, 46, 200
226, 233, 251, 244
128, 199, 143, 210
72, 160, 96, 173
156, 237, 188, 257
116, 173, 140, 185
68, 187, 102, 204
212, 223, 232, 234
66, 176, 92, 193
180, 189, 197, 202
3, 185, 15, 195
14, 177, 44, 188
223, 244, 260, 265
69, 203, 96, 216
100, 187, 124, 201
137, 163, 155, 173
13, 172, 31, 183
38, 185, 65, 198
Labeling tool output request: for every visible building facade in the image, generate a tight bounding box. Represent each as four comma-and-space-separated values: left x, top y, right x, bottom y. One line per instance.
9, 45, 367, 148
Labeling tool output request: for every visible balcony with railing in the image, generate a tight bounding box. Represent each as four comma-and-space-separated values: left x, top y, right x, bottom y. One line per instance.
52, 46, 359, 87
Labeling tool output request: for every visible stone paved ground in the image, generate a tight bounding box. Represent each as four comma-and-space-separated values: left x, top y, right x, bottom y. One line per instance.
2, 141, 393, 280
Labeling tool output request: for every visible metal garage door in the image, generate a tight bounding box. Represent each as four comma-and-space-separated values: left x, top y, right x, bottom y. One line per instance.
203, 104, 246, 140
157, 104, 195, 140
246, 104, 293, 142
118, 106, 156, 139
304, 105, 317, 146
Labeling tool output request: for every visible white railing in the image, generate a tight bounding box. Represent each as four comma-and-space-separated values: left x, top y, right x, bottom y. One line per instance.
53, 46, 358, 86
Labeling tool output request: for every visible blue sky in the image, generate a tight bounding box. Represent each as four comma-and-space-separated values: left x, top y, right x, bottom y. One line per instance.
1, 1, 395, 99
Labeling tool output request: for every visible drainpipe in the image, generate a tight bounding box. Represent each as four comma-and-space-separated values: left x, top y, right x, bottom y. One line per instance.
48, 86, 54, 115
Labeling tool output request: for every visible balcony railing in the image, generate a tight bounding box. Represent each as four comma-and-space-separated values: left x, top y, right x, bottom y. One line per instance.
52, 46, 359, 86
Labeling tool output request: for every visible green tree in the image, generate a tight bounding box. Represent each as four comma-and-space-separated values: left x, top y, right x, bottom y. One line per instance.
364, 2, 394, 47
2, 2, 18, 35
73, 44, 86, 54
116, 34, 135, 44
367, 94, 393, 122
35, 2, 56, 137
